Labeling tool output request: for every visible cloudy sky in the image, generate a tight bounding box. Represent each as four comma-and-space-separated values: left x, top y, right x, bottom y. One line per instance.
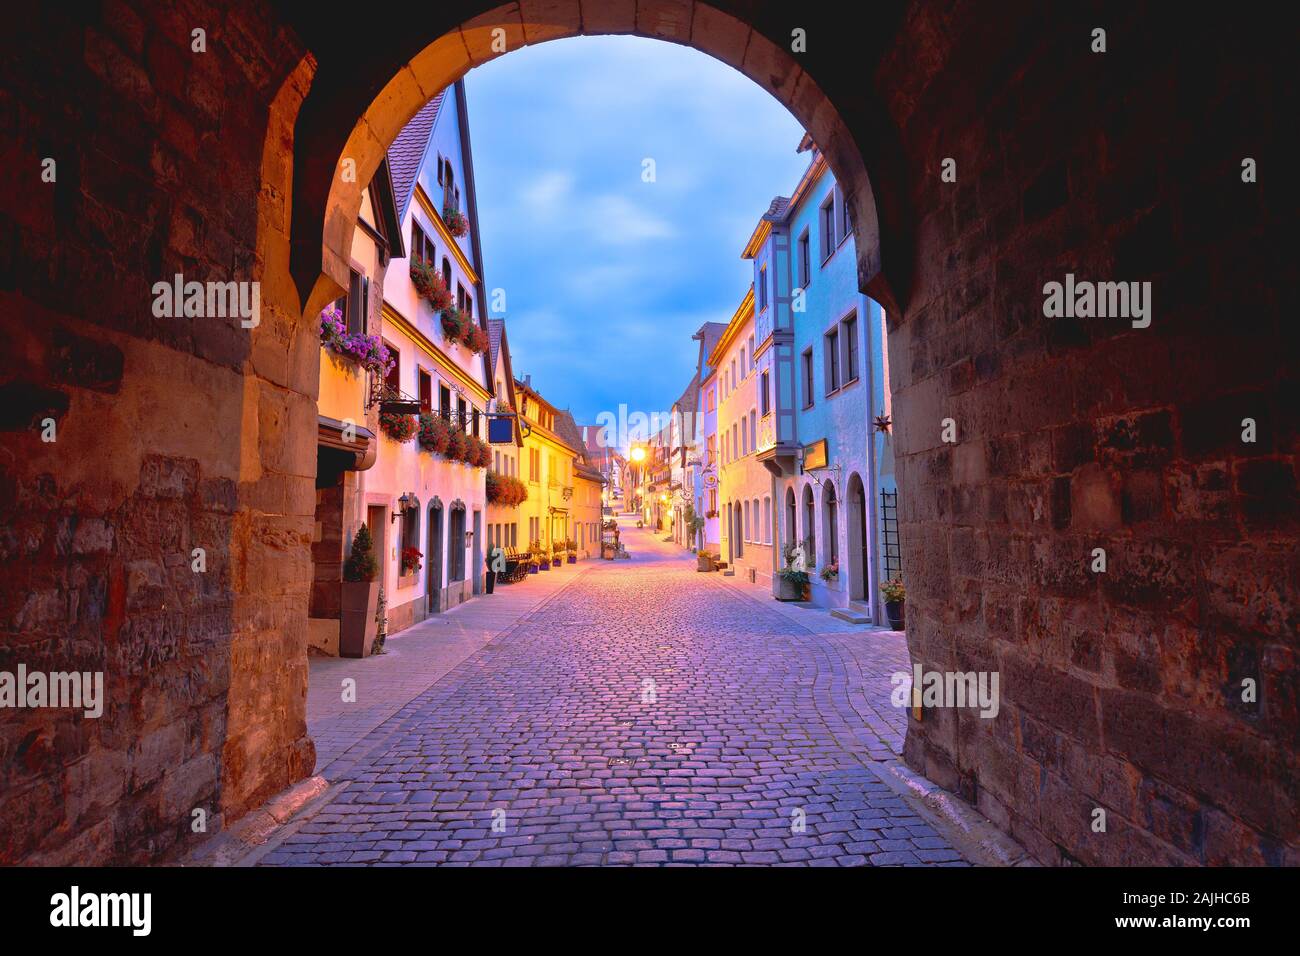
465, 36, 808, 427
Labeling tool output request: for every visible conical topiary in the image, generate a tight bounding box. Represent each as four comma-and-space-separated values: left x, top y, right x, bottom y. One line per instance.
343, 524, 379, 582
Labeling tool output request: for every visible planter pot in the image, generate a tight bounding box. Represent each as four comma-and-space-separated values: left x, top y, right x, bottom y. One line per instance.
775, 577, 803, 601
697, 553, 713, 572
886, 600, 906, 630
567, 554, 576, 564
539, 561, 549, 571
484, 570, 496, 594
528, 565, 538, 575
339, 581, 379, 658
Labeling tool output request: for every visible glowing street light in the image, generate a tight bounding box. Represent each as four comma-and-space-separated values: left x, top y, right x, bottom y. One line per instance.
629, 446, 646, 463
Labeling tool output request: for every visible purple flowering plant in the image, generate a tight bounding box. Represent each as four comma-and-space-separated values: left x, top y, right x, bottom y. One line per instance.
318, 305, 395, 377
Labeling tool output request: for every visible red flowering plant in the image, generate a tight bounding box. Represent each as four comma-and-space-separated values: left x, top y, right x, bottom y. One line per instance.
318, 305, 395, 377
379, 411, 417, 442
440, 308, 469, 345
442, 203, 469, 238
465, 324, 490, 355
400, 546, 423, 575
418, 412, 451, 455
464, 435, 490, 467
410, 260, 452, 312
445, 428, 469, 462
512, 476, 529, 505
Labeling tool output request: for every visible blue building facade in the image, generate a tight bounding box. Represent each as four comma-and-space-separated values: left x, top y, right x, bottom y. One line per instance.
743, 137, 894, 621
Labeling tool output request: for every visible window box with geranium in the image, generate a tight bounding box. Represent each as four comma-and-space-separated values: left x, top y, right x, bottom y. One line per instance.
445, 428, 468, 462
400, 546, 423, 577
410, 260, 452, 312
443, 203, 469, 238
418, 412, 451, 455
379, 411, 417, 443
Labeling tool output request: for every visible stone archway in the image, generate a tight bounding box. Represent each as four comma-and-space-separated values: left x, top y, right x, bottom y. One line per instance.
2, 1, 1290, 867
289, 1, 906, 323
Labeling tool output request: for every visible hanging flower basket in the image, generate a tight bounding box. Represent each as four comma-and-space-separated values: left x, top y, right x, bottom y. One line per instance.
418, 412, 451, 454
379, 411, 417, 443
318, 305, 395, 377
443, 204, 469, 238
410, 260, 453, 312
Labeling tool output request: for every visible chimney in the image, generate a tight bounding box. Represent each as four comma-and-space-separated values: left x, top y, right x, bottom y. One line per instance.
524, 374, 532, 388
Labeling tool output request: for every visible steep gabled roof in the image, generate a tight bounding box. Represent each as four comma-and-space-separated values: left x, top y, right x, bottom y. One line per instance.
693, 321, 728, 379
487, 317, 505, 374
388, 90, 447, 225
553, 409, 586, 458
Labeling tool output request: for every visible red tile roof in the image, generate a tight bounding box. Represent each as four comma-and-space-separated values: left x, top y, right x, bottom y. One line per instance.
388, 90, 446, 225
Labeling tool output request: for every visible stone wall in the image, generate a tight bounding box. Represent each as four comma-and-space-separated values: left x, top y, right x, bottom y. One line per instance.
0, 0, 316, 863
881, 3, 1296, 864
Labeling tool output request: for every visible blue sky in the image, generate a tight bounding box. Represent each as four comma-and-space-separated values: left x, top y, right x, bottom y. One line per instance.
465, 36, 808, 426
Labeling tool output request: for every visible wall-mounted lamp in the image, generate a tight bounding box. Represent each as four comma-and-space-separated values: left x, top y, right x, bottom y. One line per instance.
391, 492, 413, 522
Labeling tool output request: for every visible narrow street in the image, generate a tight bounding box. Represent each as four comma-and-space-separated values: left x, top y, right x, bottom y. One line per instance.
261, 519, 970, 866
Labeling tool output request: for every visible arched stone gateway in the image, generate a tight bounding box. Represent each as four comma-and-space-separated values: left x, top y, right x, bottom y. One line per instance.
0, 2, 1291, 866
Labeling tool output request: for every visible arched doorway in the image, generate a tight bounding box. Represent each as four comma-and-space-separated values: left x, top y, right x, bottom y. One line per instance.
426, 499, 443, 614
801, 485, 816, 570
845, 473, 869, 603
732, 501, 744, 561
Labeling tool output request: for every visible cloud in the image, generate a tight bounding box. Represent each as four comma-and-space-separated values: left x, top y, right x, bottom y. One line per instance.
466, 35, 808, 422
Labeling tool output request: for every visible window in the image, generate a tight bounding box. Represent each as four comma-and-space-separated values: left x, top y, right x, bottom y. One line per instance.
802, 348, 815, 408
457, 283, 468, 313
819, 196, 835, 261
838, 189, 851, 244
418, 369, 432, 412
730, 360, 736, 390
400, 501, 420, 577
749, 409, 757, 452
706, 387, 716, 412
760, 371, 770, 416
763, 496, 772, 544
442, 257, 452, 290
825, 327, 841, 393
743, 501, 751, 542
411, 220, 433, 265
748, 335, 755, 364
384, 341, 400, 397
346, 269, 368, 335
798, 229, 810, 288
757, 265, 768, 310
439, 384, 451, 418
737, 423, 745, 457
739, 347, 746, 378
457, 398, 467, 430
494, 450, 501, 472
842, 313, 859, 384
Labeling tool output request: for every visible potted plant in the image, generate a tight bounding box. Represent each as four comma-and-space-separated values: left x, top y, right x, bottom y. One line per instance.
881, 577, 906, 630
776, 565, 810, 602
440, 307, 469, 345
697, 550, 714, 572
340, 525, 380, 657
819, 561, 839, 585
400, 545, 422, 577
410, 260, 453, 311
566, 538, 577, 564
484, 546, 504, 594
527, 555, 539, 575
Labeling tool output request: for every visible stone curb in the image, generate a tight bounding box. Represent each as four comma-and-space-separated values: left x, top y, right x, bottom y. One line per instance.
866, 760, 1035, 867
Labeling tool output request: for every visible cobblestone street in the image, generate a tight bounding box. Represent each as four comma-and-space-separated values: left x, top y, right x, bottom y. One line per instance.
262, 521, 971, 866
